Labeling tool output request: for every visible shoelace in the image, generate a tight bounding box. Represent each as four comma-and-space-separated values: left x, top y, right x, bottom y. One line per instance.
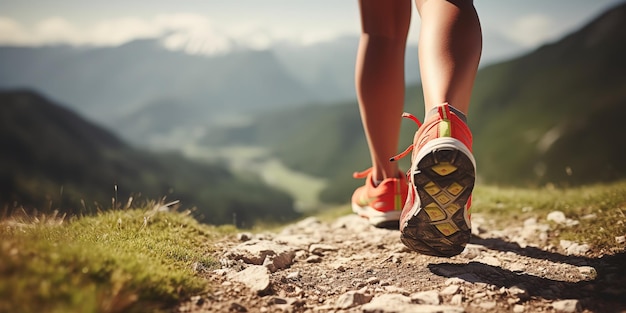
389, 112, 422, 162
352, 167, 372, 179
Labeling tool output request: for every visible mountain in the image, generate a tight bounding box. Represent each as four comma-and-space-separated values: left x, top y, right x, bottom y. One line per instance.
0, 34, 423, 147
0, 89, 298, 226
0, 40, 316, 142
468, 1, 626, 185
198, 2, 626, 202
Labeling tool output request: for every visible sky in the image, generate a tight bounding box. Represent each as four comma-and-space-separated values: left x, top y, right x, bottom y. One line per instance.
0, 0, 624, 58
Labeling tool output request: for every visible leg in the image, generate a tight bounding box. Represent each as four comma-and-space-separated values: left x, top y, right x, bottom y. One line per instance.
415, 0, 482, 115
399, 0, 481, 256
356, 0, 412, 182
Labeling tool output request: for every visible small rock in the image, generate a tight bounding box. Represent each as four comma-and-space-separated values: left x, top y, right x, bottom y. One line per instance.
445, 277, 466, 285
309, 244, 338, 255
335, 290, 373, 309
547, 211, 567, 224
229, 302, 248, 312
366, 277, 380, 285
286, 271, 301, 280
228, 265, 271, 294
547, 211, 579, 227
460, 243, 487, 259
560, 240, 590, 255
440, 285, 460, 296
410, 290, 441, 305
552, 299, 581, 313
306, 255, 322, 263
361, 294, 409, 311
237, 232, 253, 242
616, 235, 626, 244
577, 266, 597, 280
509, 262, 526, 273
506, 286, 529, 300
479, 255, 502, 267
227, 240, 295, 271
362, 294, 465, 313
479, 301, 497, 310
513, 304, 525, 313
450, 294, 464, 305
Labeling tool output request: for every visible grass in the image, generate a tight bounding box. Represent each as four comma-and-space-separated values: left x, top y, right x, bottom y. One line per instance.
0, 202, 236, 313
473, 180, 626, 254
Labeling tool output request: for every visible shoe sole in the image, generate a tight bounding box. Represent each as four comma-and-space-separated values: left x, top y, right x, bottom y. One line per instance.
352, 204, 401, 229
401, 137, 475, 257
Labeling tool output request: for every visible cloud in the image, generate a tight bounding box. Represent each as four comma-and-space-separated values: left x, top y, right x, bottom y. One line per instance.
0, 16, 35, 45
0, 13, 350, 53
502, 13, 558, 48
0, 14, 245, 54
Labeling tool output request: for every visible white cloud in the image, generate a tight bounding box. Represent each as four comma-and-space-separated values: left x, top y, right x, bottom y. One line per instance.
0, 13, 352, 53
0, 14, 265, 54
0, 16, 35, 45
503, 13, 558, 48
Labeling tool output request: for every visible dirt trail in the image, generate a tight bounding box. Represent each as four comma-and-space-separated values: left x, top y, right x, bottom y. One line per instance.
178, 213, 625, 313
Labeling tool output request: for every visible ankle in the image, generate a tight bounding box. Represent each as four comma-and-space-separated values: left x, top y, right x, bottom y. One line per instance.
425, 103, 468, 123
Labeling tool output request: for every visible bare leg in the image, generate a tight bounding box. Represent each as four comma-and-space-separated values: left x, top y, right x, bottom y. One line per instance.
356, 0, 412, 181
415, 0, 482, 115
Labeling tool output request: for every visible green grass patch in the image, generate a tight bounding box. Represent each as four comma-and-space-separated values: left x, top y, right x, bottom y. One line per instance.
0, 205, 235, 313
473, 180, 626, 253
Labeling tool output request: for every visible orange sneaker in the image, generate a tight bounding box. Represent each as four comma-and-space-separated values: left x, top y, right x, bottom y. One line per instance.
391, 103, 476, 257
351, 168, 408, 229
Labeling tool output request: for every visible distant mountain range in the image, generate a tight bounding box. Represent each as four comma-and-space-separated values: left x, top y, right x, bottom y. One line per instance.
0, 28, 521, 148
199, 1, 626, 200
0, 36, 419, 147
0, 90, 298, 226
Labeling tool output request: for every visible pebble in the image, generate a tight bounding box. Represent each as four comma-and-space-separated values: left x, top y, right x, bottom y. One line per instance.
228, 265, 271, 294
216, 212, 614, 313
306, 255, 322, 263
286, 271, 301, 280
552, 299, 581, 313
366, 277, 380, 285
236, 232, 253, 242
547, 211, 580, 227
440, 285, 461, 296
616, 235, 626, 244
362, 294, 464, 313
335, 290, 373, 309
410, 290, 441, 305
560, 240, 590, 255
227, 240, 295, 271
309, 244, 339, 255
450, 294, 464, 305
577, 266, 597, 280
478, 301, 497, 310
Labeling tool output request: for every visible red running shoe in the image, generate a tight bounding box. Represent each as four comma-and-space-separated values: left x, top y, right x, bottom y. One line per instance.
391, 103, 476, 257
351, 168, 408, 229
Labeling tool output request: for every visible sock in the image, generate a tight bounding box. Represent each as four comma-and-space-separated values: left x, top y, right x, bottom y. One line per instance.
425, 104, 467, 124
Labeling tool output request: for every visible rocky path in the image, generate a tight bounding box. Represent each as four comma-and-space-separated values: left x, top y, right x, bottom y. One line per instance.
178, 213, 625, 313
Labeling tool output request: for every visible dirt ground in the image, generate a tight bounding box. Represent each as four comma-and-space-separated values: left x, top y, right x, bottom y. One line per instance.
177, 213, 626, 313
